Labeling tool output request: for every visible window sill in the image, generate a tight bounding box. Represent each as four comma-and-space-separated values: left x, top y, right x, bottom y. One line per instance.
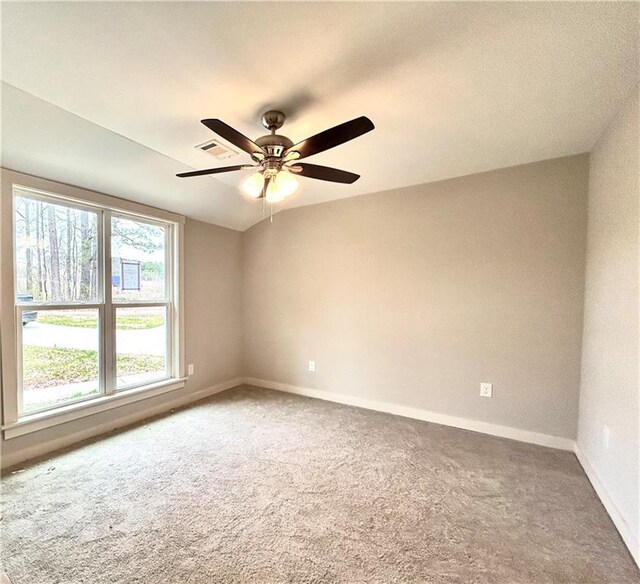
2, 378, 187, 439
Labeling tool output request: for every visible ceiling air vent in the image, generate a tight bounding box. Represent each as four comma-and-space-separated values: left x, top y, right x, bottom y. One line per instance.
195, 139, 238, 160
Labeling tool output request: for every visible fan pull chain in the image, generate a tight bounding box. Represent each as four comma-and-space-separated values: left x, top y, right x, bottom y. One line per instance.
270, 202, 274, 222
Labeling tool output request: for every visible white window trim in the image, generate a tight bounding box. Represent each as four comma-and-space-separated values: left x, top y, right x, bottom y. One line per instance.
0, 169, 186, 439
2, 378, 188, 439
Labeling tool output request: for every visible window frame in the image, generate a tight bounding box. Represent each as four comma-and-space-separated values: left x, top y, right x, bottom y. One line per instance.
1, 170, 186, 439
110, 211, 174, 393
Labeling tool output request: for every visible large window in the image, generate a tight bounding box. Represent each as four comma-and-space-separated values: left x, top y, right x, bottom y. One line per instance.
10, 186, 183, 419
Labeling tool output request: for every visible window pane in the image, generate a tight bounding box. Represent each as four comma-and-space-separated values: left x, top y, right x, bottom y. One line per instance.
116, 306, 168, 388
21, 309, 100, 413
111, 216, 167, 302
14, 194, 99, 303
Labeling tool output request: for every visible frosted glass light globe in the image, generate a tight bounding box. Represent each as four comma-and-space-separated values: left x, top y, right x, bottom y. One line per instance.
275, 171, 298, 198
242, 172, 265, 198
265, 180, 285, 203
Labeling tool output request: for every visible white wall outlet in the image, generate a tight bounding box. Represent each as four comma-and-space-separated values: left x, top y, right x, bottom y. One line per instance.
603, 425, 611, 449
480, 382, 493, 398
308, 360, 316, 373
187, 363, 195, 376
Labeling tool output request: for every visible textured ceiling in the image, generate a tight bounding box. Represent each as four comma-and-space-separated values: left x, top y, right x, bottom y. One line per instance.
2, 2, 638, 230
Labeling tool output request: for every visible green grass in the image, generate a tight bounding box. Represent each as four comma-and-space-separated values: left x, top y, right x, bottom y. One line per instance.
23, 345, 164, 389
39, 315, 164, 330
116, 316, 164, 330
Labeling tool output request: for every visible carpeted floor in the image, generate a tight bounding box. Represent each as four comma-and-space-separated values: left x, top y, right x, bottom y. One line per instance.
2, 385, 639, 584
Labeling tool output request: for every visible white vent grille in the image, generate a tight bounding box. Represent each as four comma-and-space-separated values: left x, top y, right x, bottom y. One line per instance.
195, 139, 238, 160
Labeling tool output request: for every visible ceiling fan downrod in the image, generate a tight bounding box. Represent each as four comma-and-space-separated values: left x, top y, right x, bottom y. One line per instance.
255, 110, 294, 162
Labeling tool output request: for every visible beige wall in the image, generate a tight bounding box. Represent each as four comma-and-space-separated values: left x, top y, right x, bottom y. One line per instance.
0, 173, 243, 466
577, 89, 639, 560
184, 217, 243, 385
242, 155, 589, 439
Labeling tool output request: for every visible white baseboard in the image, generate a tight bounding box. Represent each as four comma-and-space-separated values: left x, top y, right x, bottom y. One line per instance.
1, 377, 242, 470
574, 444, 640, 568
242, 377, 576, 451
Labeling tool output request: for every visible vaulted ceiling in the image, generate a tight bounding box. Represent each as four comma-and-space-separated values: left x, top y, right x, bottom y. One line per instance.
2, 2, 638, 230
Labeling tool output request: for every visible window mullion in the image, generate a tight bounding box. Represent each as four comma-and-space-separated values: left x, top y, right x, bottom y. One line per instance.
103, 210, 115, 395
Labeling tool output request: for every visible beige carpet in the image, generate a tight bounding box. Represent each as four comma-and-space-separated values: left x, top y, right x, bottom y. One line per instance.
2, 386, 639, 583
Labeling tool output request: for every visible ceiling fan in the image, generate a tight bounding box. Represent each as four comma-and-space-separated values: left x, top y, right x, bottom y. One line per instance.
177, 110, 374, 203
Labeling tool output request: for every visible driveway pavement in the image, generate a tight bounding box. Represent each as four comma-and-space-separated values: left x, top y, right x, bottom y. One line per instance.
22, 322, 165, 356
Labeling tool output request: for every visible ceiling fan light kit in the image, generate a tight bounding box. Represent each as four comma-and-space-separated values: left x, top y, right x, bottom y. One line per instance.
177, 109, 374, 216
242, 169, 298, 202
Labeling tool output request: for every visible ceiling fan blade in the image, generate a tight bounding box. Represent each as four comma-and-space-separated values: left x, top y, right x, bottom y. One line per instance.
289, 163, 360, 184
284, 116, 374, 160
176, 164, 254, 178
201, 119, 265, 158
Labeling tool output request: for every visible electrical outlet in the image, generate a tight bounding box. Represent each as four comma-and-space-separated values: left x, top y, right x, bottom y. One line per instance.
188, 364, 195, 376
603, 425, 611, 449
308, 360, 316, 373
480, 382, 493, 398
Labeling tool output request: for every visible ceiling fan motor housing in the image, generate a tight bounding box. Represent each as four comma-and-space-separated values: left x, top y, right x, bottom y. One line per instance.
255, 133, 294, 159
